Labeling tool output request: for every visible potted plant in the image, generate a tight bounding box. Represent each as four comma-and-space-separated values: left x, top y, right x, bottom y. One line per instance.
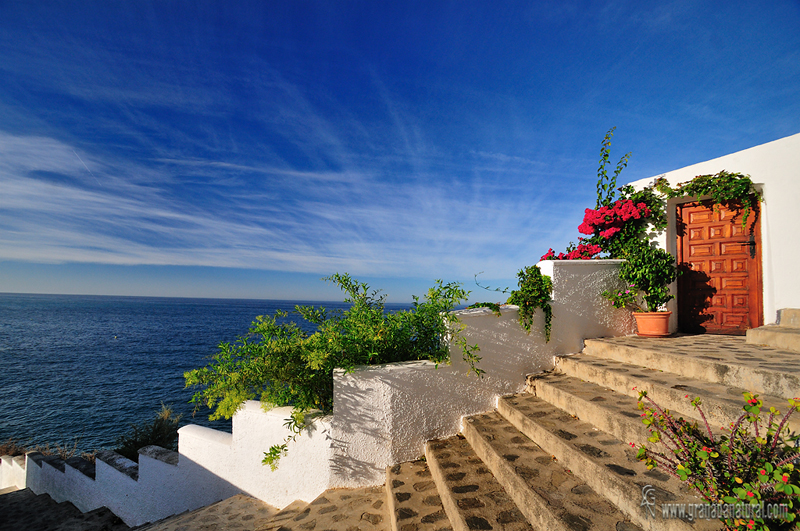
603, 240, 679, 337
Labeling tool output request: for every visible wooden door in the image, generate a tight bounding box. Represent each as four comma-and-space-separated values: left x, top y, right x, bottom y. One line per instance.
677, 200, 762, 335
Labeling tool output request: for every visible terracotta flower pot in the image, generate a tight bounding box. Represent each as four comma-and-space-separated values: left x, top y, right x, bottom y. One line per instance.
634, 311, 672, 337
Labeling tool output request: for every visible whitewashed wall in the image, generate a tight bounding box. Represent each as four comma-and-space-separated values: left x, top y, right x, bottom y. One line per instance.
178, 403, 332, 509
2, 408, 330, 527
0, 259, 634, 524
628, 132, 800, 326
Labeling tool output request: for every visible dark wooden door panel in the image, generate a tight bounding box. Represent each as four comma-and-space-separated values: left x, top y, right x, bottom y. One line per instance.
677, 201, 762, 335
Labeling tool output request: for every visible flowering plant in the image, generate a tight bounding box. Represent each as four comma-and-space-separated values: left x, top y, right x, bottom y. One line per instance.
635, 391, 800, 530
600, 284, 644, 312
540, 241, 603, 261
541, 129, 666, 261
578, 199, 652, 240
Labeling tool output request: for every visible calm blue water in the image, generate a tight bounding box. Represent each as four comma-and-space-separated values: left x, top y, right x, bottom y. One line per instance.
0, 293, 411, 453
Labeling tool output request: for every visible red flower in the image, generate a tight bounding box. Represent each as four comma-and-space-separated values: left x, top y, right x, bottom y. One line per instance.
540, 249, 557, 261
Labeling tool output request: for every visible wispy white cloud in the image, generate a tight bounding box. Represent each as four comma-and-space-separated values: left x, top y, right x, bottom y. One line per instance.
0, 123, 579, 281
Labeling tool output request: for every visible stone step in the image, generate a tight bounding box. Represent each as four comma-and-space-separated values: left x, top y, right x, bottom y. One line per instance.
583, 336, 800, 400
426, 435, 533, 531
251, 499, 308, 531
0, 487, 129, 531
530, 373, 662, 447
51, 506, 130, 531
555, 354, 800, 434
258, 486, 389, 531
497, 394, 717, 531
133, 494, 277, 531
386, 460, 452, 531
746, 325, 800, 354
778, 308, 800, 327
462, 411, 642, 531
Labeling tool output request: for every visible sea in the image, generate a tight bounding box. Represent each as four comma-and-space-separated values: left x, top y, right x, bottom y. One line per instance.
0, 293, 413, 454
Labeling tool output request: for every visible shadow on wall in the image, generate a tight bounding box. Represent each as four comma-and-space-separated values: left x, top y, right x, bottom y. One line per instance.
330, 374, 389, 486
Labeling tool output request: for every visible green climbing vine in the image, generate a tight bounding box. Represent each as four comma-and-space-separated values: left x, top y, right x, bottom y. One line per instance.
506, 265, 553, 341
655, 170, 762, 228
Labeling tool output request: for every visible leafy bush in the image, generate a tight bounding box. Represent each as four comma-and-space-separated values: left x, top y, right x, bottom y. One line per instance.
616, 239, 678, 312
185, 273, 478, 468
635, 391, 800, 530
114, 404, 181, 462
506, 265, 553, 341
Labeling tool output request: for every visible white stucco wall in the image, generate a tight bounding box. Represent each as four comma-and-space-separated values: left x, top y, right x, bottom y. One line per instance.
0, 454, 26, 489
627, 132, 800, 325
178, 403, 332, 509
8, 406, 331, 527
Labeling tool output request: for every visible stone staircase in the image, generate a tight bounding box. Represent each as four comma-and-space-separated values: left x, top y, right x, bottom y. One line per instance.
747, 308, 800, 354
390, 334, 799, 531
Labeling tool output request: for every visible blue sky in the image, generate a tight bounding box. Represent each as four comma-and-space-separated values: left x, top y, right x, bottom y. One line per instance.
1, 1, 798, 302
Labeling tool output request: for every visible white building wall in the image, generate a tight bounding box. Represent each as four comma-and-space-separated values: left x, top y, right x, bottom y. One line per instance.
627, 132, 800, 326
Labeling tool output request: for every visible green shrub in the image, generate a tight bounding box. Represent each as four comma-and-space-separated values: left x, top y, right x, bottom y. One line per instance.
185, 273, 479, 468
114, 404, 181, 462
617, 239, 679, 312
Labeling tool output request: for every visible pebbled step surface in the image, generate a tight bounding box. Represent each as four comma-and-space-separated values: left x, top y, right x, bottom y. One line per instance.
464, 411, 641, 531
498, 394, 716, 531
135, 494, 277, 531
387, 460, 453, 531
257, 486, 389, 531
556, 354, 800, 433
426, 436, 532, 531
530, 373, 729, 447
584, 335, 800, 400
0, 487, 129, 531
